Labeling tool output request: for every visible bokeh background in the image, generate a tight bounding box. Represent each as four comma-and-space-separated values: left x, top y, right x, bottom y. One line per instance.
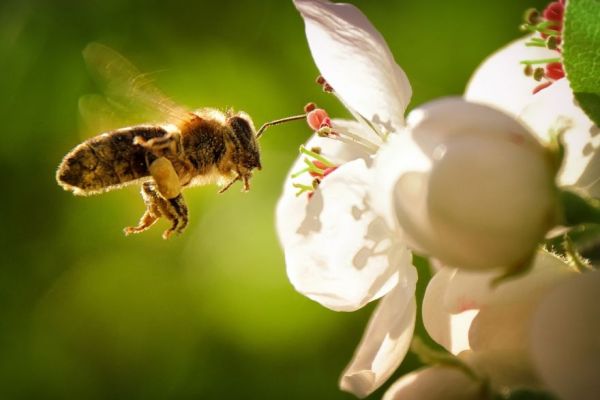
0, 0, 549, 399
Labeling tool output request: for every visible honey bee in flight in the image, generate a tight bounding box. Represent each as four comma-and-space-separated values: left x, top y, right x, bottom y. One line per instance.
57, 43, 304, 239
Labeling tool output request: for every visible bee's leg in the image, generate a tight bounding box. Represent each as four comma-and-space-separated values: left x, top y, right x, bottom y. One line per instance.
241, 174, 251, 192
161, 194, 188, 239
124, 181, 163, 236
124, 181, 189, 239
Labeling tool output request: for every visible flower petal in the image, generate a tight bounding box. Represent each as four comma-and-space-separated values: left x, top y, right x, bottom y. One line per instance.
531, 270, 600, 400
294, 0, 411, 132
422, 267, 477, 355
465, 36, 558, 117
340, 275, 417, 398
382, 366, 484, 400
519, 79, 600, 195
276, 130, 370, 246
443, 251, 574, 313
279, 158, 411, 311
458, 349, 541, 389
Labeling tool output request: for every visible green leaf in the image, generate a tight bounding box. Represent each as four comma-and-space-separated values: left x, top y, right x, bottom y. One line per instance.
563, 0, 600, 126
573, 92, 600, 126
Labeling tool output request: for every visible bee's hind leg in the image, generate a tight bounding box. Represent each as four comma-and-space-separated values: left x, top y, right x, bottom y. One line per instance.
124, 181, 189, 239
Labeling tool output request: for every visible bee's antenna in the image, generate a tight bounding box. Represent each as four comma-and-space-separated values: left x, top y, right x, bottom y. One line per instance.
256, 114, 307, 139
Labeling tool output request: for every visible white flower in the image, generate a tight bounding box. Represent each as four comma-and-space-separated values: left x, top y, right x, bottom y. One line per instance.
278, 0, 417, 397
420, 251, 600, 400
465, 36, 600, 198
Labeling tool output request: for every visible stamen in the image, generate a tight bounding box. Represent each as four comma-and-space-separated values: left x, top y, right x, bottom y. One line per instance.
299, 145, 335, 167
292, 183, 314, 197
334, 129, 380, 153
290, 167, 310, 179
520, 57, 562, 65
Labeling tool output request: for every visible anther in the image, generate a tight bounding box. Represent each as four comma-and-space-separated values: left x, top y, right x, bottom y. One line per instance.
546, 36, 558, 50
304, 102, 317, 113
524, 64, 533, 76
524, 8, 541, 25
533, 67, 545, 81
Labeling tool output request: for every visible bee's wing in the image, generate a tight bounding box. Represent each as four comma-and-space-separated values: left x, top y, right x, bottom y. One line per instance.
81, 42, 192, 128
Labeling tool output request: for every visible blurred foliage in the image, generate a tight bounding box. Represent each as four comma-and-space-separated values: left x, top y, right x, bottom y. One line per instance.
0, 0, 549, 399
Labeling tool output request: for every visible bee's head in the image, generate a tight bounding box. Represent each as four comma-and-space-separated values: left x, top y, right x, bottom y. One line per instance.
227, 112, 262, 171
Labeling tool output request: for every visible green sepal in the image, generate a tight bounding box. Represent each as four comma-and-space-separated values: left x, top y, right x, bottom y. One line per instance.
559, 189, 600, 226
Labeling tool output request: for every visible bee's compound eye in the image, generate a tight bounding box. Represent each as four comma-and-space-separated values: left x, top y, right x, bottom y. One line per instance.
229, 116, 253, 140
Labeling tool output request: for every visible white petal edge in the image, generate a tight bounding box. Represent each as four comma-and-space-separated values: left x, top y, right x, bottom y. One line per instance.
442, 251, 575, 314
382, 366, 484, 400
340, 271, 417, 398
294, 0, 411, 132
281, 158, 410, 311
465, 35, 558, 117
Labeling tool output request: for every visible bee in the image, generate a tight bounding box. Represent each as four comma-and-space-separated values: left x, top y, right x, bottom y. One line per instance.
56, 43, 304, 239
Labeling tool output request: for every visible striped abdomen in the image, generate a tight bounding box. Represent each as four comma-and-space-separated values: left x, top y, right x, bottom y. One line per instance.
56, 125, 168, 195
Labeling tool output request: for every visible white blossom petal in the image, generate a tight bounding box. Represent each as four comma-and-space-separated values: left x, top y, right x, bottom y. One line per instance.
422, 267, 477, 355
382, 366, 484, 400
531, 270, 600, 400
279, 159, 411, 311
442, 251, 574, 313
465, 36, 557, 117
294, 0, 411, 132
276, 131, 369, 246
458, 349, 541, 390
519, 79, 600, 196
340, 274, 417, 398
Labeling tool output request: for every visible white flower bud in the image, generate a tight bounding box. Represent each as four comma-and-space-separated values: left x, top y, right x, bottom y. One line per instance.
375, 98, 559, 271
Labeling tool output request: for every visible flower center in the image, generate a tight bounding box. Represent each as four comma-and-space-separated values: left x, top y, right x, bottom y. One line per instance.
291, 145, 339, 198
520, 1, 565, 94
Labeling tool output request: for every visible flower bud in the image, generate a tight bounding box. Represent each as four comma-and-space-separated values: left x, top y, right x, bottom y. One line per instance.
375, 99, 559, 271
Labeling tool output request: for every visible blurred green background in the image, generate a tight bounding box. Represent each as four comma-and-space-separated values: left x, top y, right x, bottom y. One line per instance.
0, 0, 548, 399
